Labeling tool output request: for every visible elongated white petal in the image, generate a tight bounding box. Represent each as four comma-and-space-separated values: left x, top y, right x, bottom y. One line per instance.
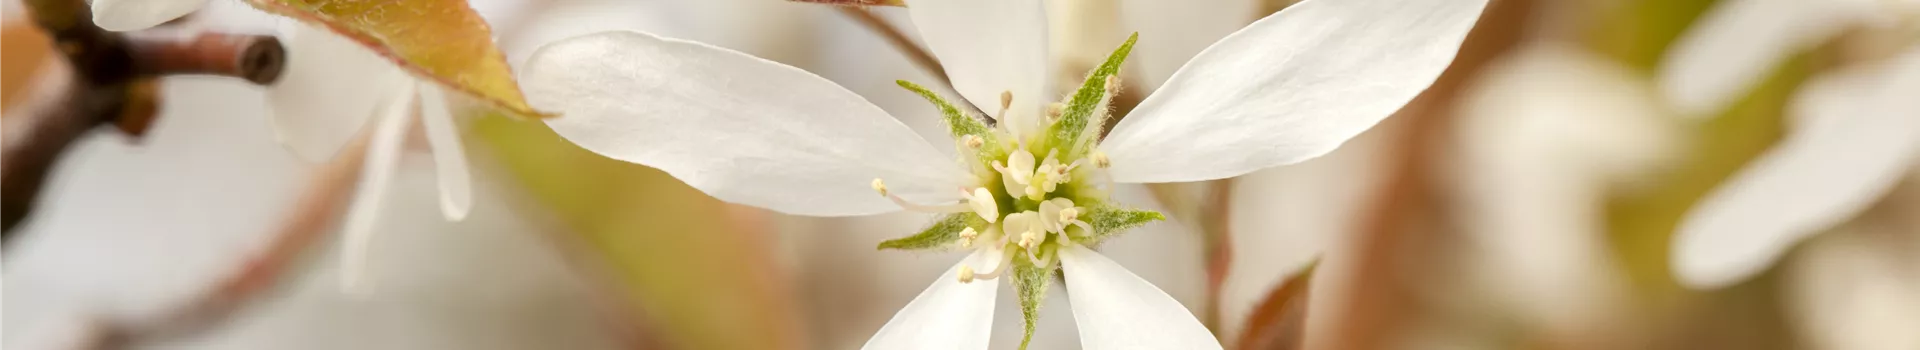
91, 0, 206, 31
1059, 245, 1220, 350
902, 0, 1050, 133
416, 82, 473, 221
339, 82, 420, 295
1674, 48, 1920, 289
1102, 0, 1488, 183
1118, 0, 1261, 87
1658, 0, 1869, 116
268, 22, 415, 163
863, 250, 1000, 350
522, 31, 967, 216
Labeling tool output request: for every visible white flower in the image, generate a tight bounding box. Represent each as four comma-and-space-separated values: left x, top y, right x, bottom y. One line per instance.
1660, 0, 1920, 288
90, 1, 475, 291
519, 0, 1484, 347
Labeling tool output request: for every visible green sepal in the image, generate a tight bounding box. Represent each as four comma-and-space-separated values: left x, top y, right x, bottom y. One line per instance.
1047, 33, 1137, 154
897, 80, 1006, 165
1078, 204, 1165, 244
1011, 254, 1055, 350
877, 213, 982, 251
898, 80, 994, 139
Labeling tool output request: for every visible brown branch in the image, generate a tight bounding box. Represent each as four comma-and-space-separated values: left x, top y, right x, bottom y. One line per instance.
126, 32, 286, 85
1, 0, 284, 237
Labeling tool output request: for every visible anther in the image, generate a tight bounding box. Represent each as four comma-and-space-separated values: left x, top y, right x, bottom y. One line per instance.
871, 178, 890, 196
1091, 152, 1111, 168
958, 265, 977, 283
1046, 103, 1065, 122
999, 90, 1014, 111
1104, 76, 1122, 95
964, 135, 985, 149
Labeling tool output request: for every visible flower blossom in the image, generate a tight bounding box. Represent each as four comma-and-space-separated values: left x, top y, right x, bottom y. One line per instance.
520, 0, 1484, 347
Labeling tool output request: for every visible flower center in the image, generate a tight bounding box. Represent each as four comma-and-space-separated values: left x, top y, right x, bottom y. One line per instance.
872, 91, 1117, 283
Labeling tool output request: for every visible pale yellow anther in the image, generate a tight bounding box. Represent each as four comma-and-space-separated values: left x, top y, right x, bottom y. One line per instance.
1104, 75, 1122, 95
871, 178, 889, 196
999, 90, 1014, 111
958, 237, 974, 248
960, 227, 980, 240
958, 265, 977, 283
1091, 152, 1111, 168
1046, 102, 1065, 121
1059, 207, 1079, 223
964, 135, 985, 149
1018, 231, 1038, 249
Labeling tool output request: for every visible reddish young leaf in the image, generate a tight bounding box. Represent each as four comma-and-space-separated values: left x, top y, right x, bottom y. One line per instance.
1237, 260, 1318, 350
244, 0, 550, 118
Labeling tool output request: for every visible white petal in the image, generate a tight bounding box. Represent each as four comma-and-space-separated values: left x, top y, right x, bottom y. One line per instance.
268, 22, 415, 163
1059, 245, 1220, 350
91, 0, 206, 31
1658, 0, 1869, 116
522, 31, 967, 216
863, 250, 1001, 350
338, 82, 420, 295
1118, 0, 1261, 87
1101, 0, 1489, 183
902, 0, 1050, 134
1673, 48, 1920, 289
416, 82, 473, 221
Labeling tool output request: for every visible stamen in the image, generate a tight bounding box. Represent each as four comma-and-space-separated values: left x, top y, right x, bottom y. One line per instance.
1091, 151, 1111, 168
958, 265, 977, 283
999, 90, 1014, 112
1104, 75, 1122, 95
1046, 102, 1065, 122
963, 135, 985, 149
872, 178, 969, 213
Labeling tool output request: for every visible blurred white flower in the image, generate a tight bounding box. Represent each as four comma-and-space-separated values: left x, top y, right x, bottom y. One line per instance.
1662, 0, 1920, 288
88, 1, 478, 291
1450, 42, 1678, 339
518, 0, 1485, 348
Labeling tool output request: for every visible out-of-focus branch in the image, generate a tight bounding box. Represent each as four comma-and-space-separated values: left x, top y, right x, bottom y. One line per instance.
1326, 0, 1529, 349
1, 0, 284, 237
836, 7, 953, 93
78, 131, 372, 350
1199, 178, 1236, 336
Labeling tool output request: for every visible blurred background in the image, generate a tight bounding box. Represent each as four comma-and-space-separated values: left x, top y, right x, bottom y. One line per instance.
4, 0, 1919, 349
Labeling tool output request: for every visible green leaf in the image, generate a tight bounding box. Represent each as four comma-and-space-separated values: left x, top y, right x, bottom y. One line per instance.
1048, 33, 1136, 153
1012, 256, 1055, 350
245, 0, 549, 118
474, 118, 801, 348
789, 0, 906, 6
1235, 260, 1317, 350
1081, 204, 1165, 243
877, 213, 980, 251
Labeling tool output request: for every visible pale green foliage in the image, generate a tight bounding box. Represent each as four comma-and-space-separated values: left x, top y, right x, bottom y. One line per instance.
878, 213, 983, 250
1012, 254, 1055, 350
1081, 204, 1165, 244
1046, 33, 1137, 156
897, 80, 1005, 165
